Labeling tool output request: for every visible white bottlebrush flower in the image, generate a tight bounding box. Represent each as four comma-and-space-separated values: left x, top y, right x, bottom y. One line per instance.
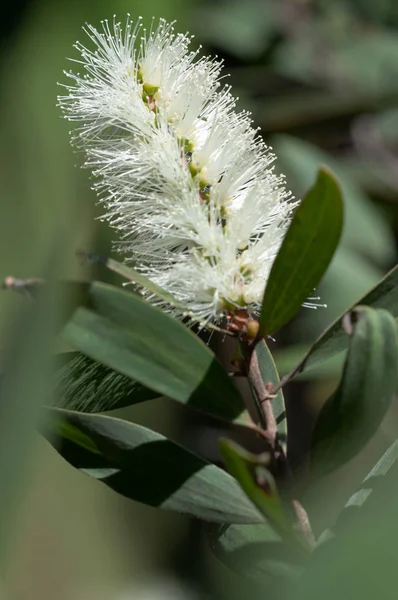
59, 16, 298, 327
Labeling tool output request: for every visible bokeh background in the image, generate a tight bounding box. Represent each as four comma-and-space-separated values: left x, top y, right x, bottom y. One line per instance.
2, 0, 398, 598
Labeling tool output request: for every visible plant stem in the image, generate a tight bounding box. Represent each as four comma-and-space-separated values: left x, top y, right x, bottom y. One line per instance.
247, 348, 278, 438
243, 339, 315, 549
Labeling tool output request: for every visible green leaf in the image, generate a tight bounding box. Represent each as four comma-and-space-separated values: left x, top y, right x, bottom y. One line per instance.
62, 282, 246, 424
78, 251, 187, 312
80, 252, 228, 334
286, 262, 398, 378
53, 352, 160, 413
219, 439, 296, 540
259, 169, 343, 335
252, 341, 287, 449
207, 522, 304, 586
41, 408, 263, 524
310, 306, 398, 478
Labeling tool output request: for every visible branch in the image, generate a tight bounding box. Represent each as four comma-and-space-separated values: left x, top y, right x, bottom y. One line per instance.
241, 338, 315, 549
247, 348, 278, 440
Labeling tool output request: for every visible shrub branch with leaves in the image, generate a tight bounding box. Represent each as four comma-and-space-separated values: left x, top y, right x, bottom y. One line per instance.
5, 15, 398, 597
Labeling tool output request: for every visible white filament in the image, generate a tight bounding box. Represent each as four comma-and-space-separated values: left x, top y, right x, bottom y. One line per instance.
59, 16, 297, 324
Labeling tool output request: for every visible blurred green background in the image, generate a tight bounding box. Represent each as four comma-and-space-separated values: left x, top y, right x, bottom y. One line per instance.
2, 0, 398, 598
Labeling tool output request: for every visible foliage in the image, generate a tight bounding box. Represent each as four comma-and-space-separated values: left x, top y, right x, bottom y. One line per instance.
6, 165, 396, 598
3, 1, 398, 598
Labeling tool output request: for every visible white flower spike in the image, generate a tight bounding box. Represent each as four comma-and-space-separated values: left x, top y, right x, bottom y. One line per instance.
59, 16, 297, 328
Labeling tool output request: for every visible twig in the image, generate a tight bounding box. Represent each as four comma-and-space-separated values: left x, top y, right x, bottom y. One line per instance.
242, 339, 315, 549
247, 348, 278, 441
241, 339, 290, 480
272, 310, 357, 395
270, 366, 301, 396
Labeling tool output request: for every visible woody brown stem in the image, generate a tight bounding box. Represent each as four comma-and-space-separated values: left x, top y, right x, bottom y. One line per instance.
242, 338, 315, 550
247, 348, 278, 438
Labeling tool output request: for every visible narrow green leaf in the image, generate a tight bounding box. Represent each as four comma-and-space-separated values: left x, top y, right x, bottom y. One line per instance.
252, 341, 287, 449
78, 251, 187, 312
260, 168, 343, 335
219, 439, 295, 540
79, 252, 229, 334
310, 306, 398, 478
62, 282, 246, 424
41, 408, 263, 524
284, 262, 398, 378
53, 352, 160, 413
